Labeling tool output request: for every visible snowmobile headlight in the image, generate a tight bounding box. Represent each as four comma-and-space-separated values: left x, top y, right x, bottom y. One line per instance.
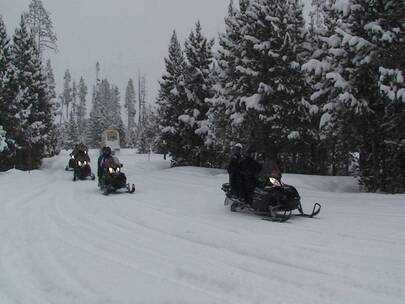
109, 167, 114, 174
83, 161, 87, 165
269, 177, 281, 186
71, 155, 74, 159
78, 161, 82, 166
116, 167, 120, 172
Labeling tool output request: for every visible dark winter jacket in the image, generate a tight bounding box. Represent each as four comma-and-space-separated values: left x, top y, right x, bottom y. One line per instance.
227, 152, 243, 196
240, 156, 262, 191
97, 154, 110, 178
227, 152, 242, 174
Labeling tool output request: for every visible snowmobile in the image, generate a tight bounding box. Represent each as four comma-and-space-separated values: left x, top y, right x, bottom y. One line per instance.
73, 151, 95, 181
222, 176, 321, 222
65, 144, 89, 171
99, 159, 135, 195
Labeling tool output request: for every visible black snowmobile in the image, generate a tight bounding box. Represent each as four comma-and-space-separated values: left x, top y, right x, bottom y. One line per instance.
73, 151, 95, 181
65, 144, 89, 171
222, 176, 321, 222
99, 159, 135, 195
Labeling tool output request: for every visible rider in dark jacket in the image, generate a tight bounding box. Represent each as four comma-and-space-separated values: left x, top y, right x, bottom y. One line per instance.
240, 149, 262, 205
227, 143, 243, 198
97, 147, 112, 182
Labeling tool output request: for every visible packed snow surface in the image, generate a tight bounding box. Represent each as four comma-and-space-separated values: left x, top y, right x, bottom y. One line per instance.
0, 150, 404, 304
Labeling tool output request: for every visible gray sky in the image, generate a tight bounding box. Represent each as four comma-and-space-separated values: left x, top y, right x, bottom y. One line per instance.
1, 0, 311, 104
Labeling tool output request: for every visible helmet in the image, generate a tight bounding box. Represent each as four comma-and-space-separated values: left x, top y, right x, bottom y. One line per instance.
235, 143, 243, 149
104, 146, 112, 156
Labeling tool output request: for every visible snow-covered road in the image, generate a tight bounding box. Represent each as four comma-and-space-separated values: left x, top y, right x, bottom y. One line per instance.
0, 150, 404, 304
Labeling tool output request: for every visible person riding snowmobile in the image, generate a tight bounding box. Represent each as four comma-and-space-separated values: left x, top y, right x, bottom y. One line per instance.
222, 146, 321, 222
73, 149, 95, 181
98, 146, 134, 194
66, 143, 89, 171
227, 143, 243, 198
240, 148, 262, 205
98, 146, 122, 183
71, 143, 90, 161
98, 146, 111, 183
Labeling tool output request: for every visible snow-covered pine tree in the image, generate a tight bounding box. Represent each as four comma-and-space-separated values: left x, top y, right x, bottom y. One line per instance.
302, 0, 353, 175
137, 105, 159, 154
156, 30, 189, 165
76, 77, 87, 136
109, 84, 126, 146
232, 0, 311, 174
86, 85, 102, 147
0, 16, 15, 170
327, 0, 405, 192
45, 59, 56, 100
10, 15, 49, 170
0, 125, 8, 153
301, 0, 339, 174
124, 78, 137, 147
64, 108, 79, 149
309, 0, 327, 32
61, 69, 72, 121
42, 58, 59, 156
71, 80, 77, 120
206, 0, 252, 168
87, 79, 110, 147
87, 77, 125, 148
62, 81, 78, 150
137, 74, 147, 131
24, 0, 57, 54
182, 21, 215, 166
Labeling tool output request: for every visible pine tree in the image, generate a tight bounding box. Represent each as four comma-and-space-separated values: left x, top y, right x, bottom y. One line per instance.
0, 125, 8, 153
0, 16, 15, 170
156, 30, 189, 164
86, 85, 103, 147
10, 15, 49, 170
302, 0, 351, 175
42, 58, 59, 156
309, 0, 327, 31
328, 0, 405, 192
206, 0, 253, 167
229, 0, 310, 174
137, 105, 159, 154
25, 0, 57, 54
64, 108, 79, 149
181, 21, 215, 165
71, 80, 77, 120
124, 78, 137, 147
110, 84, 126, 146
61, 69, 72, 121
137, 74, 147, 131
87, 76, 125, 148
76, 77, 87, 135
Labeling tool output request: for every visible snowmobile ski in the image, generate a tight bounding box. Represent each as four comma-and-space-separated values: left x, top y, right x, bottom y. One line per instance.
126, 183, 135, 193
295, 203, 321, 218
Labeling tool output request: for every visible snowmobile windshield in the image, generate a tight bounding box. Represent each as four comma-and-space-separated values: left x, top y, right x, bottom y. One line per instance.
108, 166, 121, 174
104, 158, 120, 171
269, 177, 282, 187
76, 151, 90, 163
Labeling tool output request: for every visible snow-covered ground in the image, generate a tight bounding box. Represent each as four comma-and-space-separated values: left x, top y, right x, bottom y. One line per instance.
0, 149, 404, 304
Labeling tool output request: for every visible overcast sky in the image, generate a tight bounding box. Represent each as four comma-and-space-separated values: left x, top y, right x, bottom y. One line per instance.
0, 0, 311, 104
